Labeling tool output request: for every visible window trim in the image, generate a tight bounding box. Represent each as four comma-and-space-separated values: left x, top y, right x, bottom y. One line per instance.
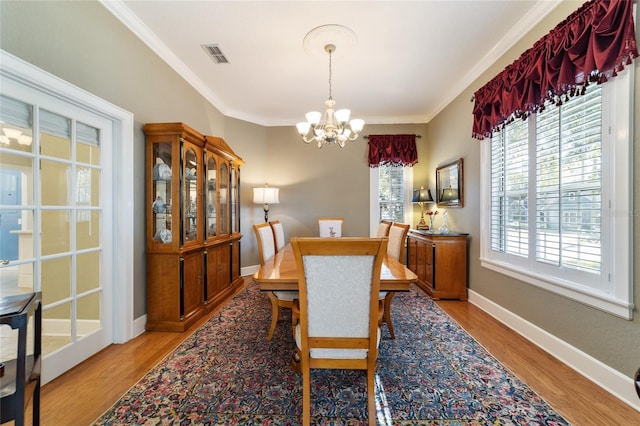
479, 68, 634, 319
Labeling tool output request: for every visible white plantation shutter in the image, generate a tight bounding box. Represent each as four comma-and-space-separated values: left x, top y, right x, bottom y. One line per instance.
536, 87, 602, 273
536, 87, 603, 273
378, 165, 405, 223
491, 118, 528, 257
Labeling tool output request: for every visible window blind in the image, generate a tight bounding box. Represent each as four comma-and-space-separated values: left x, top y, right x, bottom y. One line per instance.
536, 87, 602, 273
378, 165, 405, 222
491, 118, 528, 257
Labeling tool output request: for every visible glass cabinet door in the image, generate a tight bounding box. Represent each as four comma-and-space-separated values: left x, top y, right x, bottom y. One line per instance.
206, 154, 217, 238
183, 144, 200, 244
151, 142, 173, 246
230, 165, 238, 233
219, 162, 229, 236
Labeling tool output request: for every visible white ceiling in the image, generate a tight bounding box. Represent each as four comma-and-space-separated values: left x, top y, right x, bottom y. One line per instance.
102, 0, 562, 127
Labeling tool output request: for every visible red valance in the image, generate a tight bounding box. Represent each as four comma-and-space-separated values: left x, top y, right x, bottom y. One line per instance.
368, 134, 418, 167
472, 0, 638, 140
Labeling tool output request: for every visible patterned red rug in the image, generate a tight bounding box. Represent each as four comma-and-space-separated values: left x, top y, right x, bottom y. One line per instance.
94, 281, 568, 425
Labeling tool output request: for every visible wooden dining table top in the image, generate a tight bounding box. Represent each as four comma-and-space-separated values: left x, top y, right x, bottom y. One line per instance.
253, 243, 418, 292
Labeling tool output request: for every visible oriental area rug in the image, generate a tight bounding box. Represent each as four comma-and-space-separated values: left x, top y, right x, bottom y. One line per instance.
94, 282, 569, 425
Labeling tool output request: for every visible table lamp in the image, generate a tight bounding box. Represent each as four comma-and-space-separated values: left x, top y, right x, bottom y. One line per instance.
412, 186, 434, 229
253, 184, 279, 222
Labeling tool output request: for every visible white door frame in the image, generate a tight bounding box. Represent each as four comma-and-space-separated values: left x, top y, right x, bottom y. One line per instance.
1, 50, 135, 375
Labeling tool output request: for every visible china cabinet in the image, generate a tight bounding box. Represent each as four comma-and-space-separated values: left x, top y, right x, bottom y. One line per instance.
144, 123, 243, 331
407, 230, 468, 300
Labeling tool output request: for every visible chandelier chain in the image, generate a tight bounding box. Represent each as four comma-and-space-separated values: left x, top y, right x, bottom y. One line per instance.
328, 47, 333, 100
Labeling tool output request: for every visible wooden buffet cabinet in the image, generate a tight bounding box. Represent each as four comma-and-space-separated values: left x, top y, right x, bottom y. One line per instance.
407, 230, 469, 300
144, 123, 244, 331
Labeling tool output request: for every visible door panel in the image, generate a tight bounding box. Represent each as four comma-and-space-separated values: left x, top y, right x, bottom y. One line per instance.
0, 93, 113, 384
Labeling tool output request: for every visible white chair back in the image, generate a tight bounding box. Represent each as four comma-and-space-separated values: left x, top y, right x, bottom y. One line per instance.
376, 220, 392, 237
269, 220, 286, 252
387, 222, 410, 261
318, 218, 343, 237
253, 222, 275, 265
291, 237, 387, 425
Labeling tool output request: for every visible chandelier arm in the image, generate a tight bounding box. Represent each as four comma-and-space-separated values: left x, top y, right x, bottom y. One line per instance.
301, 133, 316, 144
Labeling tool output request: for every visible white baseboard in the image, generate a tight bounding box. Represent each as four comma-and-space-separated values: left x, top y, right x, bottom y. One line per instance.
133, 314, 147, 338
468, 289, 640, 412
241, 265, 260, 277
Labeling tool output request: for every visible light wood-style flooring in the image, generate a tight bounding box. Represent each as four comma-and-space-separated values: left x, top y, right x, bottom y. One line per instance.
22, 279, 640, 425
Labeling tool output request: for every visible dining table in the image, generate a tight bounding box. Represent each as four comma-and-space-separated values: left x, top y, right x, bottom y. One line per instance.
253, 242, 418, 292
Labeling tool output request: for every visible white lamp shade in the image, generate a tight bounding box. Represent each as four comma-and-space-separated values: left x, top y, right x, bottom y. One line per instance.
296, 122, 311, 135
253, 187, 279, 204
334, 109, 351, 123
349, 118, 365, 132
305, 111, 322, 125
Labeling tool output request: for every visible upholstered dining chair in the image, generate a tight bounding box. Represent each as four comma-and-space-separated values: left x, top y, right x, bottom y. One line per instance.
318, 217, 343, 237
376, 219, 393, 237
291, 237, 388, 426
269, 220, 286, 253
253, 223, 298, 340
379, 222, 410, 339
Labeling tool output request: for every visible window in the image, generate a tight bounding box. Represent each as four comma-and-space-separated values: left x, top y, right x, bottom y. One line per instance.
369, 165, 413, 235
480, 70, 633, 319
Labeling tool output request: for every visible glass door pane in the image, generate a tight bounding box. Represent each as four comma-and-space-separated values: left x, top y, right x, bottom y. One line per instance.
152, 142, 173, 245
219, 162, 229, 235
184, 146, 198, 243
206, 154, 217, 238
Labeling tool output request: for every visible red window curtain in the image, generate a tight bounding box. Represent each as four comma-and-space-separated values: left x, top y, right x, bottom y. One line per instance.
367, 134, 418, 167
472, 0, 638, 140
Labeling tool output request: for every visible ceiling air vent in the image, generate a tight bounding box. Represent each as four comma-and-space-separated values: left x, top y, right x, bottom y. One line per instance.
201, 44, 229, 64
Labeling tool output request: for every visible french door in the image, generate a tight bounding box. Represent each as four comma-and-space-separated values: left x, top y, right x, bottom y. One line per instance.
0, 50, 134, 384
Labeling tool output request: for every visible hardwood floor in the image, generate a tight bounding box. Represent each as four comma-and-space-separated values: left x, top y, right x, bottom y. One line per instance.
24, 278, 640, 425
436, 299, 640, 425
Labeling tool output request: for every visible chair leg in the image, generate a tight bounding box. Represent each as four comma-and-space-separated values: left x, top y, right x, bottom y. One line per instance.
367, 368, 376, 426
302, 358, 311, 426
266, 292, 279, 340
383, 292, 396, 339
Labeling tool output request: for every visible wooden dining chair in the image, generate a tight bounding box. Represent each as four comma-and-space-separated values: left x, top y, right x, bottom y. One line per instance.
269, 220, 286, 253
318, 217, 343, 237
291, 237, 388, 426
253, 223, 298, 340
376, 219, 393, 237
379, 222, 410, 339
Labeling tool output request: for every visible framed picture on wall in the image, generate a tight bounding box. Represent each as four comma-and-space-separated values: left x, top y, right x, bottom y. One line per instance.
436, 158, 463, 207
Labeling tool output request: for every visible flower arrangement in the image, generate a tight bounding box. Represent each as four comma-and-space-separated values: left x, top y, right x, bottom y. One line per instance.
426, 210, 439, 230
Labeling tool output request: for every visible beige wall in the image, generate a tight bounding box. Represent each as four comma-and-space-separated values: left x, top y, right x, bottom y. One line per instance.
1, 0, 639, 380
424, 1, 640, 378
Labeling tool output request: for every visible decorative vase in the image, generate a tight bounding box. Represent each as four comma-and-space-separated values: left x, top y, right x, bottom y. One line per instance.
428, 215, 435, 231
439, 212, 449, 234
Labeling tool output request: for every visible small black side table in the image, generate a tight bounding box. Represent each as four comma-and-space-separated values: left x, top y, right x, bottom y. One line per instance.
0, 292, 42, 426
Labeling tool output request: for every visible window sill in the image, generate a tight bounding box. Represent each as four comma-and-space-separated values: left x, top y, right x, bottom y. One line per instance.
479, 257, 634, 320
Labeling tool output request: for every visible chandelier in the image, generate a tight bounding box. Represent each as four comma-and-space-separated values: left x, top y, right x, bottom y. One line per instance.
296, 43, 364, 148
